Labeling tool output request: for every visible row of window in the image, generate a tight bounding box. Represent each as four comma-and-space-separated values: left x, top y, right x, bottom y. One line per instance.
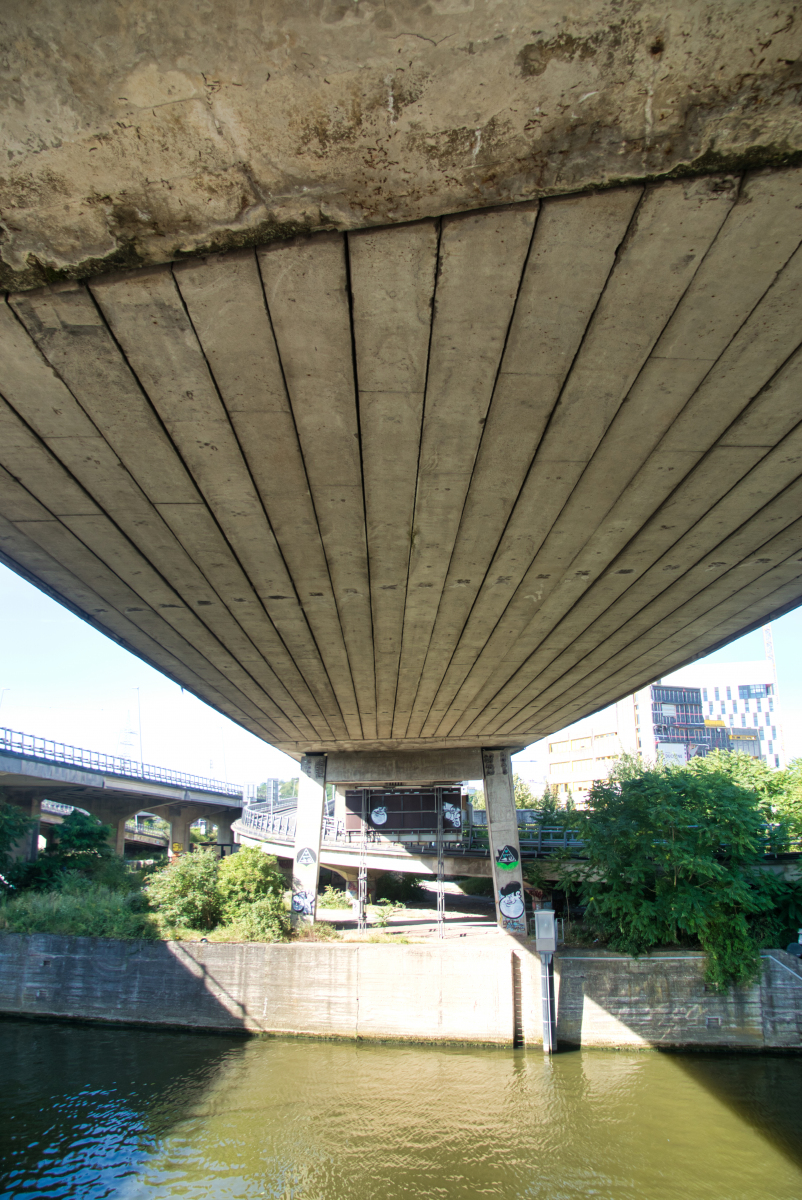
702, 684, 774, 701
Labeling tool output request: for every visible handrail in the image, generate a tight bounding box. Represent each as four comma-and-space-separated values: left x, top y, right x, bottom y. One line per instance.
237, 808, 586, 856
0, 725, 243, 798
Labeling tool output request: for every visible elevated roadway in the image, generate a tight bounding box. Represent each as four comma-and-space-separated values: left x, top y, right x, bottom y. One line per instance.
0, 727, 243, 856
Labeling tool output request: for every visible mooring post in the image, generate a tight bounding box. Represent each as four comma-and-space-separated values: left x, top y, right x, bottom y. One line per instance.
481, 748, 527, 938
291, 754, 327, 927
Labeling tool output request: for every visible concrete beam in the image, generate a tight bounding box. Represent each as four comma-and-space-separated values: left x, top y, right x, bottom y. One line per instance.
321, 748, 488, 784
2, 3, 802, 292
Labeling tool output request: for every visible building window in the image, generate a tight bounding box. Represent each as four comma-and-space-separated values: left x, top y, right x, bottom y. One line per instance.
775, 755, 780, 768
769, 698, 774, 712
772, 726, 776, 739
703, 688, 708, 700
757, 699, 762, 712
742, 715, 747, 727
732, 701, 737, 713
765, 713, 770, 725
768, 741, 773, 753
739, 684, 772, 699
726, 686, 732, 700
714, 687, 719, 700
708, 702, 714, 715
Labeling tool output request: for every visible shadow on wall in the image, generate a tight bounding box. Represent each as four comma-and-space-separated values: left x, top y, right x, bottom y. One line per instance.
0, 933, 257, 1033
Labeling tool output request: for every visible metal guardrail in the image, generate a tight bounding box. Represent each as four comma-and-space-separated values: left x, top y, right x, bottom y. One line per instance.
238, 808, 586, 857
0, 726, 244, 798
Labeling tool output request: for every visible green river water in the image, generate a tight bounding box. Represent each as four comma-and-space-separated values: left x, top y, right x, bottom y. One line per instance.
1, 1019, 801, 1199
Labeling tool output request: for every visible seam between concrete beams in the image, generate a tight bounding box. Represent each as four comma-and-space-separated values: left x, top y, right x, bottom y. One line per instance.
71, 283, 309, 738
344, 231, 375, 741
517, 588, 802, 743
0, 542, 228, 711
390, 216, 443, 739
0, 319, 301, 742
0, 513, 272, 738
447, 176, 764, 737
168, 264, 338, 743
486, 347, 802, 734
425, 187, 648, 739
483, 481, 802, 735
251, 245, 359, 743
506, 562, 802, 739
406, 202, 544, 741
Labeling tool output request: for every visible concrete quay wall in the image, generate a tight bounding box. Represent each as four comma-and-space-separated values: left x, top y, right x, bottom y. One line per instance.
1, 934, 800, 1050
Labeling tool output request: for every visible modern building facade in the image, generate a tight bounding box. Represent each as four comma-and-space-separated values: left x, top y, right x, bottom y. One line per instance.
546, 643, 785, 804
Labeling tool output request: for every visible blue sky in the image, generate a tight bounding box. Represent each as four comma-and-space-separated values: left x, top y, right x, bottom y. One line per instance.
2, 561, 801, 786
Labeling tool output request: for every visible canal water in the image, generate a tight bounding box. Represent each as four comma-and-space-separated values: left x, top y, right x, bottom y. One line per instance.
1, 1020, 801, 1199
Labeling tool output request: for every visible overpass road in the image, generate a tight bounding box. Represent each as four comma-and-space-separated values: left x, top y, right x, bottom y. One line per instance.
2, 3, 802, 929
0, 727, 243, 858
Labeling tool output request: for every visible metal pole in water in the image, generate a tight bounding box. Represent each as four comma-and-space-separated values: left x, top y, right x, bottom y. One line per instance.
534, 910, 558, 1053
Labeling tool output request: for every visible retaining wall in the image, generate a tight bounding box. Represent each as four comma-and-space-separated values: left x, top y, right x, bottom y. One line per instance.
1, 933, 800, 1049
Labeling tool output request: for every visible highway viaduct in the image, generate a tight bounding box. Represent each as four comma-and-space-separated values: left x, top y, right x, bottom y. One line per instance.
1, 2, 802, 930
0, 728, 243, 859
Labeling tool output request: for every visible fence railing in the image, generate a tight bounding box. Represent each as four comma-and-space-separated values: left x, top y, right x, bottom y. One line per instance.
0, 726, 243, 798
237, 808, 586, 857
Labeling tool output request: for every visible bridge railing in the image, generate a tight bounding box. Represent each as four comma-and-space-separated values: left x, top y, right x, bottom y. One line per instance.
0, 726, 243, 798
237, 808, 586, 857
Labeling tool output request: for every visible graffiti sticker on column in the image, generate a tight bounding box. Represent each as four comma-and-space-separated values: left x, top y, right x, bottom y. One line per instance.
499, 880, 525, 920
291, 890, 315, 915
496, 844, 519, 870
296, 847, 316, 866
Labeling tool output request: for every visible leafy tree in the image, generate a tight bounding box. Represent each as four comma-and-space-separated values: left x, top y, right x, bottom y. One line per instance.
513, 774, 535, 808
566, 757, 789, 989
144, 849, 221, 932
279, 778, 299, 800
217, 847, 286, 922
0, 804, 35, 875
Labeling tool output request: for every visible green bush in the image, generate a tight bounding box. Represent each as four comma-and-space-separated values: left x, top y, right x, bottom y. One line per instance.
228, 895, 290, 942
144, 849, 221, 932
318, 885, 350, 909
0, 804, 35, 874
0, 883, 157, 939
564, 756, 800, 990
217, 847, 286, 922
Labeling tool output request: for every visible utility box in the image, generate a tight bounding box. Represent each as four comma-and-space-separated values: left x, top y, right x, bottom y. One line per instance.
534, 910, 557, 953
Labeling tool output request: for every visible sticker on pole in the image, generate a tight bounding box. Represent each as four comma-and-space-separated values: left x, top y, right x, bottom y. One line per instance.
296, 846, 317, 866
496, 844, 519, 871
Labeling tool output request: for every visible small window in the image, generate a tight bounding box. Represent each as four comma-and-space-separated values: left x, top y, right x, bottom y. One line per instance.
769, 698, 774, 712
714, 687, 720, 700
703, 688, 708, 700
775, 755, 780, 768
742, 715, 747, 727
726, 686, 732, 700
708, 702, 714, 715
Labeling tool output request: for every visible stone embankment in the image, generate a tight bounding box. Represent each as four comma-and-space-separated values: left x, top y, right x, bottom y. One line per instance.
1, 934, 800, 1049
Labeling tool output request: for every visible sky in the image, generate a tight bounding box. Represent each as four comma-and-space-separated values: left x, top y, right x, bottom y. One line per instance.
2, 561, 802, 788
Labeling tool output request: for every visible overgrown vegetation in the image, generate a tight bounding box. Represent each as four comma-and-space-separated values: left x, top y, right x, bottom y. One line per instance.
0, 814, 292, 942
556, 753, 802, 990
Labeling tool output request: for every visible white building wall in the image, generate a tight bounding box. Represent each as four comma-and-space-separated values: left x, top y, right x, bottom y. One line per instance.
661, 660, 784, 768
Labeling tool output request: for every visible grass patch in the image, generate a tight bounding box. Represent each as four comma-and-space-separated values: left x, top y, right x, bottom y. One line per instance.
0, 884, 157, 940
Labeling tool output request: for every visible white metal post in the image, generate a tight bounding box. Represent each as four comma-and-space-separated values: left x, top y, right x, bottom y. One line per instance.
290, 753, 327, 927
482, 748, 527, 938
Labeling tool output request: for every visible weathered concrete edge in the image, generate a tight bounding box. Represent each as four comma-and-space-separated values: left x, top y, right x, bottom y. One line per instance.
6, 159, 799, 295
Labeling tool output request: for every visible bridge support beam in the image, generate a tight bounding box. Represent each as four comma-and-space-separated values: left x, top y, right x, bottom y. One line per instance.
214, 811, 236, 851
86, 802, 142, 856
290, 754, 327, 927
482, 748, 527, 939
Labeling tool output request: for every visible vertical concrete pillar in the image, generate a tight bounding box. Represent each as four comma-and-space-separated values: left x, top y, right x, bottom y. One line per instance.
215, 811, 235, 850
482, 748, 527, 938
169, 808, 193, 858
113, 816, 127, 857
290, 753, 327, 926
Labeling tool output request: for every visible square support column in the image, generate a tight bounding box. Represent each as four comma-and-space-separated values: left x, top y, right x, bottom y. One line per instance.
482, 748, 527, 938
290, 754, 327, 926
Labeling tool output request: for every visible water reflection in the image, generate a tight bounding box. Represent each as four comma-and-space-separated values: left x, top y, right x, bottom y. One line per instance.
1, 1021, 801, 1200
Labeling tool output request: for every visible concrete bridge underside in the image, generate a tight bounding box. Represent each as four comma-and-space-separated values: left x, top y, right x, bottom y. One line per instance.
2, 170, 802, 755
3, 4, 802, 760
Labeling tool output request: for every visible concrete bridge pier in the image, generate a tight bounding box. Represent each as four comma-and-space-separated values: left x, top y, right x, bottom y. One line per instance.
288, 747, 525, 934
214, 811, 236, 851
